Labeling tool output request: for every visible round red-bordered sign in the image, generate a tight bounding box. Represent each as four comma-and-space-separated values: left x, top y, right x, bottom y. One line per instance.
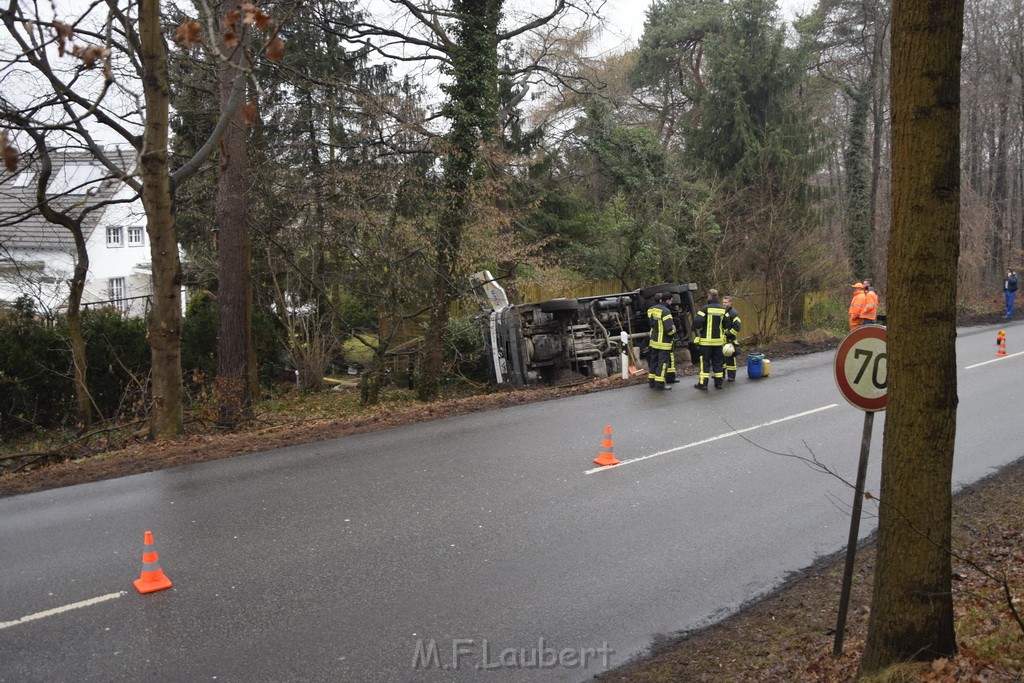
834, 325, 888, 411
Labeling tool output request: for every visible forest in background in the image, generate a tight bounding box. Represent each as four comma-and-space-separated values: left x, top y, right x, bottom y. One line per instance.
1, 0, 1021, 435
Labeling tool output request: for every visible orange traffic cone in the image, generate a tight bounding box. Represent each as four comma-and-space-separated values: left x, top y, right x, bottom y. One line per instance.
997, 330, 1007, 357
133, 530, 173, 594
593, 424, 620, 467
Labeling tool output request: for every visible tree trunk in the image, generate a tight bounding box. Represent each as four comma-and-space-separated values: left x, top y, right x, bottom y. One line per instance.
845, 84, 872, 278
139, 0, 184, 439
859, 0, 963, 672
215, 1, 253, 427
417, 201, 461, 400
417, 0, 502, 401
992, 75, 1011, 277
67, 242, 91, 429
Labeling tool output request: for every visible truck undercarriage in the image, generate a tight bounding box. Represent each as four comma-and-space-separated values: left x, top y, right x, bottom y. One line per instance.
471, 272, 700, 386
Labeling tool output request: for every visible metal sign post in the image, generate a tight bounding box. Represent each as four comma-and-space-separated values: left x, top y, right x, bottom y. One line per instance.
621, 331, 629, 380
831, 325, 888, 656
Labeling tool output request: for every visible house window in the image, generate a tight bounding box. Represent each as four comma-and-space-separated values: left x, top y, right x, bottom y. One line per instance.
106, 226, 123, 247
127, 226, 144, 246
108, 277, 126, 309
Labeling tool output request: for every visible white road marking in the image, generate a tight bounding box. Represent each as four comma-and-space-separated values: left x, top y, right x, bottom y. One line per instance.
0, 591, 127, 630
965, 351, 1024, 369
585, 404, 840, 474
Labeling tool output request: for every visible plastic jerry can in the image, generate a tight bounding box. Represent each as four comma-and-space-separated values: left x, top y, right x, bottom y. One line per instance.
747, 353, 764, 379
762, 358, 771, 377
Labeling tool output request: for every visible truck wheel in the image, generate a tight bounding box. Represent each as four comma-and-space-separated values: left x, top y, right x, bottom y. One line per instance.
640, 283, 684, 299
538, 298, 578, 312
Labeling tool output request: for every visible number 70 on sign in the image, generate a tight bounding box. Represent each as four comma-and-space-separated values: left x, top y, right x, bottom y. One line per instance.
834, 325, 888, 412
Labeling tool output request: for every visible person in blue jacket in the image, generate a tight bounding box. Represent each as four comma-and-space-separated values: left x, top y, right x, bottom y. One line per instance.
1004, 269, 1018, 319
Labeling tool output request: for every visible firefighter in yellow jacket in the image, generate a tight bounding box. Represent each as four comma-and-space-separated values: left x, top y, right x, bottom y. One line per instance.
722, 295, 742, 382
693, 289, 727, 390
647, 292, 675, 390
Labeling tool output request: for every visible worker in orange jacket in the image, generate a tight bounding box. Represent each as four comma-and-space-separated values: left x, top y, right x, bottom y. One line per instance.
860, 278, 878, 325
849, 283, 866, 330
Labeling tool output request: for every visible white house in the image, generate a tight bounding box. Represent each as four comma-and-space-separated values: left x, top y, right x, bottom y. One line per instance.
0, 148, 156, 318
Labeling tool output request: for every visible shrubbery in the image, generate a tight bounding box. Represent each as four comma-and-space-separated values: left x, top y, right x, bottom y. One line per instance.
0, 300, 76, 438
806, 297, 849, 335
0, 303, 153, 438
445, 315, 485, 380
180, 293, 286, 394
0, 297, 286, 439
82, 308, 151, 421
0, 292, 486, 439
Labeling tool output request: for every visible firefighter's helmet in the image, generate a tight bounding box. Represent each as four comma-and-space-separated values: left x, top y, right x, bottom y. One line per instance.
723, 343, 736, 358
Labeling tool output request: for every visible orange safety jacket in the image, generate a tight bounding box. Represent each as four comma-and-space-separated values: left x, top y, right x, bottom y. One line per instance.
849, 290, 866, 329
861, 290, 878, 321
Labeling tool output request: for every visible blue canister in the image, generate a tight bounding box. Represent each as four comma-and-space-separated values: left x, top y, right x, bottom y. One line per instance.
747, 353, 764, 379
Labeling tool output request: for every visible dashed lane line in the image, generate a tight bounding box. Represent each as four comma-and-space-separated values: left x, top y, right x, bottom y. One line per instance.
585, 404, 839, 474
965, 350, 1024, 370
0, 591, 127, 630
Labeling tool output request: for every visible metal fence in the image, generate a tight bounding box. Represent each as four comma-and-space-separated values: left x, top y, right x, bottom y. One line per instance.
81, 294, 152, 318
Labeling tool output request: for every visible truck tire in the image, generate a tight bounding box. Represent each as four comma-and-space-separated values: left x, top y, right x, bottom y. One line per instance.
640, 283, 684, 299
538, 298, 579, 312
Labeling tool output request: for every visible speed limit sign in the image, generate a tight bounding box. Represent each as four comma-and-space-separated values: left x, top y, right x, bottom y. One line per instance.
832, 323, 887, 655
834, 325, 888, 411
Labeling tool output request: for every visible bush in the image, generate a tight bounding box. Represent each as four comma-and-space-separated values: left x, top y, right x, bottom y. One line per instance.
182, 293, 218, 385
0, 293, 290, 439
0, 301, 75, 438
806, 297, 848, 335
252, 309, 285, 388
182, 293, 287, 393
82, 308, 150, 421
446, 315, 486, 380
0, 303, 151, 437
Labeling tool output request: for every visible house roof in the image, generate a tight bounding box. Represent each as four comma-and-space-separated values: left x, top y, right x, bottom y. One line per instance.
0, 146, 137, 253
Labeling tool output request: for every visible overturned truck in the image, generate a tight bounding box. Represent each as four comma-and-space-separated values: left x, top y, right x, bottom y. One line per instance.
471, 271, 700, 386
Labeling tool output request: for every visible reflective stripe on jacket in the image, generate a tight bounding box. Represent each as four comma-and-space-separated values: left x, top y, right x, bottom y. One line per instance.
725, 307, 741, 342
647, 304, 675, 350
694, 303, 728, 346
862, 291, 878, 321
849, 290, 866, 319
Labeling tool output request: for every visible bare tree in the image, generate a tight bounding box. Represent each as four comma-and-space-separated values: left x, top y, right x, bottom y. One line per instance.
1, 0, 282, 438
962, 0, 1024, 282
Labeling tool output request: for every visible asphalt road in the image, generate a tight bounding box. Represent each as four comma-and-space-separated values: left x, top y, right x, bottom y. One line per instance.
1, 323, 1021, 682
